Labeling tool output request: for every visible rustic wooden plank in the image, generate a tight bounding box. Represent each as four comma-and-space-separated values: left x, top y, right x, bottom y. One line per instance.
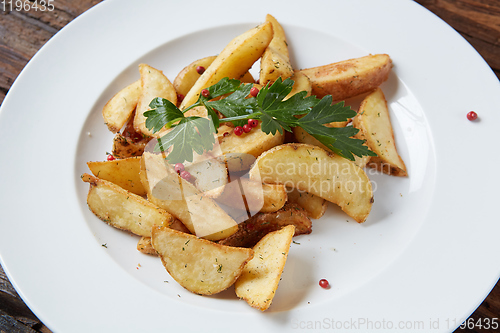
415, 0, 500, 77
0, 11, 55, 58
0, 12, 55, 102
0, 44, 29, 101
419, 0, 500, 44
0, 0, 101, 104
0, 264, 19, 298
0, 310, 38, 333
1, 266, 52, 333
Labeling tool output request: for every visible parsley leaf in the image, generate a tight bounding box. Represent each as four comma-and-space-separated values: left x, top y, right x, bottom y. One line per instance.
155, 117, 216, 163
206, 83, 256, 127
144, 77, 375, 163
294, 97, 377, 160
144, 98, 184, 133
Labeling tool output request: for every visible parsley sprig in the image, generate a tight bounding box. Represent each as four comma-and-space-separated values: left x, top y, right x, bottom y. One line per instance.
144, 77, 376, 163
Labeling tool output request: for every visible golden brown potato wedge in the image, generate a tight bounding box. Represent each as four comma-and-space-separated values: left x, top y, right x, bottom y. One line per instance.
174, 56, 254, 99
235, 224, 295, 311
292, 125, 370, 168
134, 64, 177, 137
112, 133, 148, 159
285, 71, 312, 100
353, 87, 407, 176
184, 156, 228, 199
220, 123, 284, 171
259, 14, 294, 85
81, 173, 174, 237
218, 203, 312, 248
249, 143, 373, 223
240, 71, 255, 84
87, 157, 145, 196
287, 188, 328, 219
103, 80, 141, 133
297, 54, 392, 101
180, 22, 273, 109
174, 56, 217, 98
137, 218, 192, 256
216, 179, 287, 213
140, 153, 238, 240
112, 116, 150, 158
137, 237, 156, 255
151, 226, 254, 295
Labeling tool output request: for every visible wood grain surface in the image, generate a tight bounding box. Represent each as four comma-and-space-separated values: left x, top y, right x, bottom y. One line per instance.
1, 1, 499, 332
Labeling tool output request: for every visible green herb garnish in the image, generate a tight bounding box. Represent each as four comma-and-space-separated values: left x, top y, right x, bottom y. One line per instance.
144, 77, 376, 163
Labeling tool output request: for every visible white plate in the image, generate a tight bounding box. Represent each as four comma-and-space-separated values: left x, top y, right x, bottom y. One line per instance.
1, 0, 499, 332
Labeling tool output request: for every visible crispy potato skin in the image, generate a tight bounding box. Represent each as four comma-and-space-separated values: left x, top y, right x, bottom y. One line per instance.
180, 22, 273, 109
112, 116, 150, 158
220, 123, 284, 171
140, 153, 238, 240
137, 237, 157, 255
293, 125, 371, 169
353, 87, 407, 176
285, 71, 312, 99
151, 226, 254, 295
286, 188, 328, 219
235, 224, 295, 311
259, 14, 294, 85
82, 173, 174, 237
297, 54, 392, 101
137, 218, 191, 256
103, 80, 141, 133
174, 56, 254, 100
218, 203, 311, 248
216, 180, 287, 214
87, 156, 146, 196
134, 64, 177, 137
174, 56, 218, 98
249, 143, 373, 223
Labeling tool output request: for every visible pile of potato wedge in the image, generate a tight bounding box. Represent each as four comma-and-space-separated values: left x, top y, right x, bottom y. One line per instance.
82, 14, 407, 311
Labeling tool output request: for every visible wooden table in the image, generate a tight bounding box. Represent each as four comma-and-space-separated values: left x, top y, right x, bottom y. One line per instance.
1, 1, 499, 332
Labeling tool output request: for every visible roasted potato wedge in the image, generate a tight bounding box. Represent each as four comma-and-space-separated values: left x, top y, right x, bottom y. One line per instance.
220, 123, 284, 171
297, 54, 392, 101
216, 179, 287, 213
180, 22, 273, 109
140, 153, 238, 240
137, 218, 191, 256
249, 143, 373, 223
151, 226, 254, 295
103, 80, 142, 133
174, 56, 253, 99
185, 156, 228, 199
81, 173, 174, 237
174, 56, 217, 98
354, 88, 407, 176
134, 64, 177, 137
287, 188, 328, 219
112, 116, 150, 158
137, 236, 156, 255
259, 14, 294, 85
285, 71, 312, 100
235, 224, 295, 311
293, 125, 370, 168
87, 156, 145, 196
112, 133, 149, 159
219, 203, 312, 248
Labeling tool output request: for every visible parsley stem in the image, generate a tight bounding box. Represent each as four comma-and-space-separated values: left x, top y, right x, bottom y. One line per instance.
222, 112, 262, 123
165, 117, 185, 129
181, 101, 202, 113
